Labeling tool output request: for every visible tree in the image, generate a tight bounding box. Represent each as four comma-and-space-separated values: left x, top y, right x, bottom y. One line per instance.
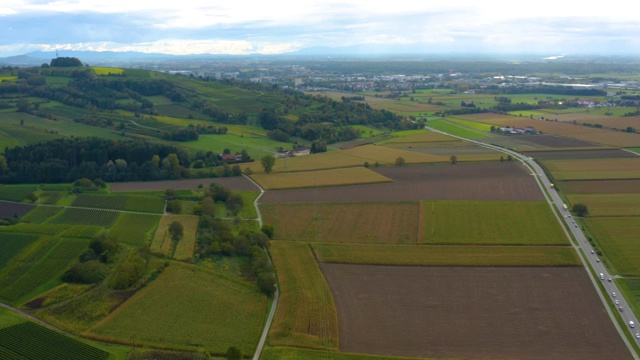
168, 221, 184, 242
450, 155, 458, 164
167, 199, 182, 214
395, 157, 405, 166
572, 203, 589, 217
226, 193, 243, 215
25, 192, 38, 203
226, 346, 242, 360
261, 154, 276, 174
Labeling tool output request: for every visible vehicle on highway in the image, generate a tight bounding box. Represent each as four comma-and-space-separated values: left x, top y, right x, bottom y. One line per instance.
619, 307, 623, 312
612, 292, 616, 297
608, 278, 612, 282
591, 250, 595, 254
596, 258, 600, 262
636, 332, 639, 339
630, 321, 635, 328
600, 273, 605, 280
615, 300, 620, 305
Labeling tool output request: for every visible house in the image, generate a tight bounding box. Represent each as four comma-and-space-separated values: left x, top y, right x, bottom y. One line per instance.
219, 153, 242, 162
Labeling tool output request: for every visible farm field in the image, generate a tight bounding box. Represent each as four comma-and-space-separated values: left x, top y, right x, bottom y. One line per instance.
261, 202, 419, 244
108, 213, 161, 247
524, 149, 636, 160
312, 243, 580, 267
22, 206, 62, 225
559, 179, 640, 194
72, 194, 165, 213
419, 201, 567, 245
427, 119, 488, 139
0, 321, 110, 360
261, 162, 544, 203
567, 194, 640, 216
261, 347, 432, 360
48, 208, 119, 227
245, 145, 448, 174
250, 167, 392, 190
584, 217, 640, 276
0, 201, 35, 218
268, 241, 338, 350
381, 130, 460, 145
150, 214, 199, 260
321, 265, 632, 360
87, 261, 267, 355
551, 113, 640, 130
0, 184, 38, 202
110, 176, 258, 192
543, 158, 640, 180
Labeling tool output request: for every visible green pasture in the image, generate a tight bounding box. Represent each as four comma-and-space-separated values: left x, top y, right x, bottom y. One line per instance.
0, 184, 37, 202
618, 278, 640, 322
312, 243, 580, 267
426, 119, 488, 139
182, 133, 288, 157
448, 117, 493, 131
90, 67, 124, 76
0, 111, 125, 141
584, 217, 640, 276
350, 124, 386, 138
627, 147, 640, 154
420, 201, 567, 245
0, 121, 61, 146
567, 194, 640, 217
87, 261, 267, 355
0, 75, 17, 82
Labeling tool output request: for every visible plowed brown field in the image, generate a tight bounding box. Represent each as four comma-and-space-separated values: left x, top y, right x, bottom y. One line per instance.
321, 265, 632, 360
260, 162, 543, 203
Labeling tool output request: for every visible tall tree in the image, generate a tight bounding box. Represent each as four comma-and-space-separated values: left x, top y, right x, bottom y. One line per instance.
260, 154, 276, 174
168, 221, 184, 242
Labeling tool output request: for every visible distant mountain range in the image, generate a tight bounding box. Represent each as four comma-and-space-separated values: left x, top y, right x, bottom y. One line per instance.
0, 48, 576, 67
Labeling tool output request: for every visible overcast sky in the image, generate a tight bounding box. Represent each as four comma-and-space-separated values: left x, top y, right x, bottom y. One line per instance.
1, 0, 638, 57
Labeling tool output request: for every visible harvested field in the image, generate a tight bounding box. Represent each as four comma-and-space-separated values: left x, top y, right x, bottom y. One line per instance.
250, 167, 392, 190
567, 194, 640, 216
553, 114, 640, 130
584, 217, 640, 276
268, 241, 338, 349
419, 201, 568, 245
508, 134, 598, 148
0, 201, 35, 219
313, 243, 580, 267
261, 202, 419, 244
322, 265, 632, 360
110, 176, 258, 192
524, 148, 637, 160
543, 158, 640, 180
260, 162, 544, 203
560, 179, 640, 194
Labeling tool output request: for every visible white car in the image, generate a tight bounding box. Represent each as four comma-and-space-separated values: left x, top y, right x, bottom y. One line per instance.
635, 332, 639, 339
612, 292, 616, 297
630, 321, 635, 328
615, 300, 619, 305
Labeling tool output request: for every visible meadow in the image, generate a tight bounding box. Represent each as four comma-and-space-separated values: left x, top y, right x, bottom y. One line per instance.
584, 217, 640, 276
312, 243, 581, 267
87, 261, 267, 355
426, 119, 488, 139
250, 167, 392, 190
261, 202, 420, 244
567, 194, 640, 216
150, 214, 199, 260
543, 158, 640, 180
0, 184, 38, 202
268, 241, 338, 350
419, 201, 568, 245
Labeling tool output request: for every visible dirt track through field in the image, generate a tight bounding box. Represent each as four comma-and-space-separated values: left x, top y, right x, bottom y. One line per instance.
321, 265, 632, 360
261, 162, 544, 203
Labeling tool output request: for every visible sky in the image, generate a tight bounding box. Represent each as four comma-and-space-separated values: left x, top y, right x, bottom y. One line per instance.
1, 0, 639, 57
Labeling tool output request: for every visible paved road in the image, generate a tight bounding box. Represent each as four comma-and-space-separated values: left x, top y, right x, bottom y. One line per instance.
426, 126, 640, 358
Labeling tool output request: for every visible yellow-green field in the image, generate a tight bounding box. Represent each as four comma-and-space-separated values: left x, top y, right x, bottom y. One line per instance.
584, 217, 640, 276
0, 75, 18, 82
87, 262, 267, 354
381, 131, 463, 145
312, 243, 581, 267
150, 215, 199, 260
420, 201, 568, 245
246, 145, 448, 174
250, 167, 392, 190
269, 241, 338, 350
261, 202, 420, 244
544, 158, 640, 180
91, 67, 124, 75
567, 194, 640, 217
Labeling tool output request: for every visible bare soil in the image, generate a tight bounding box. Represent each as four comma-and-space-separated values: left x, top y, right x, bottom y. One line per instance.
110, 177, 258, 192
0, 201, 35, 218
260, 162, 544, 203
560, 179, 640, 194
507, 134, 599, 148
525, 149, 638, 161
321, 264, 632, 360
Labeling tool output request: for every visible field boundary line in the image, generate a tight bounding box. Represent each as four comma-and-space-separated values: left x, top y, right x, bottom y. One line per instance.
243, 174, 280, 360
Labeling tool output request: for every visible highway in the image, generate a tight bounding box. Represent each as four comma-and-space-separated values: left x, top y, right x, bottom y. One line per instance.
426, 126, 640, 358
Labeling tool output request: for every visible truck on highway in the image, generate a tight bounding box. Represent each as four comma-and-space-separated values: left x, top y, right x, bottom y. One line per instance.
550, 183, 555, 189
562, 204, 568, 211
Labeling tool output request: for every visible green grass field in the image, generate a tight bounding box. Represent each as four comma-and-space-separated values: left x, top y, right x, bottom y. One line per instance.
544, 158, 640, 181
87, 261, 267, 355
269, 241, 338, 350
584, 217, 640, 276
0, 184, 38, 202
420, 201, 568, 245
426, 119, 488, 138
312, 243, 580, 267
567, 194, 640, 217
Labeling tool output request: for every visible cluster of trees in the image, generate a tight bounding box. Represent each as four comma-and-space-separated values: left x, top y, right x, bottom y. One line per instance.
195, 183, 276, 295
62, 233, 119, 284
161, 124, 229, 142
50, 57, 83, 67
0, 137, 190, 183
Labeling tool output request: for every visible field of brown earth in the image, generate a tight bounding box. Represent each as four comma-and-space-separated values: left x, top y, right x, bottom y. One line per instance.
321, 265, 632, 360
524, 149, 638, 160
559, 179, 640, 194
553, 114, 640, 130
0, 201, 35, 218
508, 134, 599, 148
110, 177, 258, 192
260, 162, 544, 203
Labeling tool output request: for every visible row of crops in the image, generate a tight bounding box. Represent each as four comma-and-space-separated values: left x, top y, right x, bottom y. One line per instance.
109, 213, 162, 246
72, 194, 165, 213
0, 322, 109, 360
